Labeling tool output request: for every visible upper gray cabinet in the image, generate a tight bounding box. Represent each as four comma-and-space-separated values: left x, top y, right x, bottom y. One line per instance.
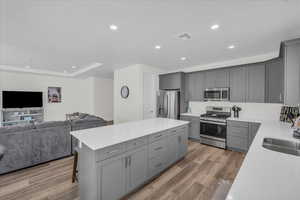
283, 39, 300, 106
265, 58, 284, 103
204, 70, 216, 88
185, 72, 205, 101
215, 68, 230, 88
246, 63, 266, 103
229, 66, 247, 102
159, 72, 184, 90
204, 69, 229, 89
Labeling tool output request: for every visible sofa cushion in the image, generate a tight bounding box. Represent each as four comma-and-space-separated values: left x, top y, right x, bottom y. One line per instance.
0, 124, 35, 134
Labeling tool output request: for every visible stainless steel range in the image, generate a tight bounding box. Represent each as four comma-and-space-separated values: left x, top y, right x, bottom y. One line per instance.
200, 106, 231, 149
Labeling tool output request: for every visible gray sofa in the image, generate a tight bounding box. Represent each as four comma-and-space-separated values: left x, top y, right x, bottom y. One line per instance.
0, 114, 108, 174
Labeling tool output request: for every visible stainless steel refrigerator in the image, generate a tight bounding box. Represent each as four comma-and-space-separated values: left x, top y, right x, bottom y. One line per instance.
157, 90, 180, 119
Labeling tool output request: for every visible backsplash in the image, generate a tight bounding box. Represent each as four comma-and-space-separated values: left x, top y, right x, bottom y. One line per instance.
188, 101, 283, 121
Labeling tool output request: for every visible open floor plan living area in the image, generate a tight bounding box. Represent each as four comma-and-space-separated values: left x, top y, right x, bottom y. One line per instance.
1, 1, 300, 200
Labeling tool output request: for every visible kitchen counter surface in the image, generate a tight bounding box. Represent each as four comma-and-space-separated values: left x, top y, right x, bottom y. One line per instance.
180, 112, 203, 117
226, 119, 300, 200
71, 118, 189, 150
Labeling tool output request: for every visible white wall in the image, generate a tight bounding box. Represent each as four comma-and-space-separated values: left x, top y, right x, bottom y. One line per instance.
113, 64, 163, 124
0, 71, 113, 121
93, 77, 113, 121
189, 101, 283, 121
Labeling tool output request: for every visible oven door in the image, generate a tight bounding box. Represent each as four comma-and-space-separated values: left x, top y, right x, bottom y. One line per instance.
200, 120, 226, 140
204, 89, 221, 101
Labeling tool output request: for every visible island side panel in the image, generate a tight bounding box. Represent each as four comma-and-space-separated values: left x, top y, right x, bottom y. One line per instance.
78, 143, 98, 200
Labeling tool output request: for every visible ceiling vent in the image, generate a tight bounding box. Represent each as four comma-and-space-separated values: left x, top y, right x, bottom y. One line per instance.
178, 33, 191, 40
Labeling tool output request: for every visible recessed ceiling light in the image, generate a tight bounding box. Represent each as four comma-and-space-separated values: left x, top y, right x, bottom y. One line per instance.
71, 66, 77, 69
228, 45, 235, 49
109, 24, 118, 31
211, 24, 220, 30
155, 45, 161, 49
180, 57, 187, 61
25, 65, 31, 69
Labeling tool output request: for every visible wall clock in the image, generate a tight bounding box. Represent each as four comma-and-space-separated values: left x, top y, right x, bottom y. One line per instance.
120, 86, 129, 99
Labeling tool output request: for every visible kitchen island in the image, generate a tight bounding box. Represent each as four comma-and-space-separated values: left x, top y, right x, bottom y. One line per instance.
71, 118, 189, 200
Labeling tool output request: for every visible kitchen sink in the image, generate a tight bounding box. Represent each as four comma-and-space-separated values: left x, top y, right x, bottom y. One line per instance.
262, 138, 300, 156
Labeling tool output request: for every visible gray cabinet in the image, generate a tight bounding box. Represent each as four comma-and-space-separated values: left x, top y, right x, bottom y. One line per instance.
227, 120, 249, 152
159, 72, 184, 90
204, 70, 217, 89
98, 146, 148, 200
283, 39, 300, 106
204, 69, 229, 88
126, 147, 148, 192
227, 120, 261, 152
186, 72, 205, 101
248, 122, 260, 147
265, 59, 284, 103
246, 63, 266, 103
180, 115, 200, 140
229, 66, 247, 102
98, 155, 126, 200
177, 127, 188, 159
165, 133, 178, 167
215, 68, 229, 87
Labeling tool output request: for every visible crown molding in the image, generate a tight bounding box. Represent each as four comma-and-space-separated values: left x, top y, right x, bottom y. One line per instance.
0, 63, 102, 77
181, 51, 279, 73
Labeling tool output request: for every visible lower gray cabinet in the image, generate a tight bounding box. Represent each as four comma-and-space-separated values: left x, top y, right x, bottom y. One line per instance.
227, 120, 249, 152
180, 115, 200, 140
126, 147, 148, 192
165, 133, 178, 167
177, 127, 188, 159
248, 122, 261, 147
98, 155, 126, 200
98, 146, 148, 200
227, 120, 261, 152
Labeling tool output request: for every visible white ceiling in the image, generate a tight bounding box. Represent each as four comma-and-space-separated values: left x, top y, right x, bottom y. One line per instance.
1, 0, 300, 78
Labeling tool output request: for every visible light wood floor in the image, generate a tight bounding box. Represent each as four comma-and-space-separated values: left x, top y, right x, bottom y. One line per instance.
0, 141, 245, 200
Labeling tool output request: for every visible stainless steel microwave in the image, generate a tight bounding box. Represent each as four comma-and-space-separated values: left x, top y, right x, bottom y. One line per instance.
204, 88, 230, 101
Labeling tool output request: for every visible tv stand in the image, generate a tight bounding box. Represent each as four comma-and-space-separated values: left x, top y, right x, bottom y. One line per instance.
1, 107, 44, 126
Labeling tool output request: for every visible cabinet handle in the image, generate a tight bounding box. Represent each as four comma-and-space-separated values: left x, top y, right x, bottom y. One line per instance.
154, 146, 163, 151
129, 156, 131, 166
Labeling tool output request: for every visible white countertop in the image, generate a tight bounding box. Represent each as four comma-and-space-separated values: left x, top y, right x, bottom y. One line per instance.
182, 113, 300, 199
226, 119, 300, 200
180, 112, 203, 117
71, 118, 189, 150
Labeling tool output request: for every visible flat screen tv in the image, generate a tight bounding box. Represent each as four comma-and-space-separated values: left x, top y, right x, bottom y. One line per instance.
2, 91, 43, 108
